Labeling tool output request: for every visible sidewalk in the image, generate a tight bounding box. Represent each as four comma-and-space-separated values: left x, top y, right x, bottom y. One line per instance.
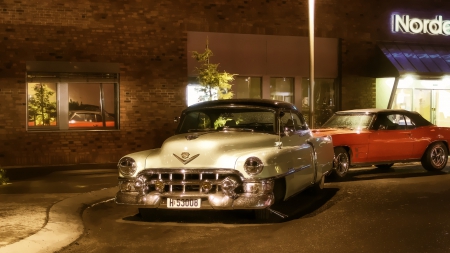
0, 164, 118, 253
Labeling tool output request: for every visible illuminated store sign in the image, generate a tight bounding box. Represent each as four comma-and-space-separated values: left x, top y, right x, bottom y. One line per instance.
392, 14, 450, 35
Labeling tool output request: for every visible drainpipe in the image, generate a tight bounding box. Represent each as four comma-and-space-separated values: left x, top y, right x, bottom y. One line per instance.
387, 76, 399, 109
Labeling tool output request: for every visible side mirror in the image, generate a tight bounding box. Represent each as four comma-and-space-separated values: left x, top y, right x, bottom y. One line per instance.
174, 117, 180, 123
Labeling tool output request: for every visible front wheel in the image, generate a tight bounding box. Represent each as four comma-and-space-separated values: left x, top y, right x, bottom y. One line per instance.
421, 142, 448, 171
332, 147, 350, 178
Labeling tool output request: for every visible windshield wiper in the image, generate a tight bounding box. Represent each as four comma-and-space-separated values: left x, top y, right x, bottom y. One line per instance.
187, 128, 217, 132
223, 127, 254, 132
334, 126, 354, 130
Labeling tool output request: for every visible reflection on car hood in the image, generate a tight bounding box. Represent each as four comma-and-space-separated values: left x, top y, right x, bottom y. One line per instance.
311, 128, 367, 136
144, 131, 279, 169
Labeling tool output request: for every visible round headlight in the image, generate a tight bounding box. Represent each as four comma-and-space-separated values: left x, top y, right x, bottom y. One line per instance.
244, 157, 264, 175
118, 157, 137, 176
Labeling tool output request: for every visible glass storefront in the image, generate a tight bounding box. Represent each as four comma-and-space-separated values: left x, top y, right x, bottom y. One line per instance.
377, 77, 450, 127
270, 77, 294, 103
301, 78, 337, 127
187, 76, 262, 106
234, 76, 262, 99
187, 76, 338, 128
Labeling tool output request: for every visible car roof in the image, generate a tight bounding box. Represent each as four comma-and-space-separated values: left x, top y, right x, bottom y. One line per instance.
333, 108, 433, 127
335, 108, 411, 114
183, 99, 298, 111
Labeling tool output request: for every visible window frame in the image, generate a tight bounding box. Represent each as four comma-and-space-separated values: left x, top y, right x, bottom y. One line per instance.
26, 80, 120, 132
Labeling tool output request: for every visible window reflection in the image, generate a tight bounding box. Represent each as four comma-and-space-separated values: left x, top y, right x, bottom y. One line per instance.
68, 83, 116, 128
270, 77, 294, 103
393, 89, 412, 111
234, 76, 261, 99
301, 78, 337, 127
27, 82, 117, 130
69, 111, 115, 128
27, 83, 58, 127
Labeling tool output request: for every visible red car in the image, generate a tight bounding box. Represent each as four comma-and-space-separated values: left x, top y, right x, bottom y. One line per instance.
69, 110, 115, 128
312, 109, 450, 178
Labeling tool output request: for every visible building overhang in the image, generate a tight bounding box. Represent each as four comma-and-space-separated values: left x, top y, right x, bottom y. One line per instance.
375, 41, 450, 78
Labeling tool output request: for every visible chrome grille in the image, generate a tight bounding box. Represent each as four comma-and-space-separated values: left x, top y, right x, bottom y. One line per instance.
138, 169, 244, 196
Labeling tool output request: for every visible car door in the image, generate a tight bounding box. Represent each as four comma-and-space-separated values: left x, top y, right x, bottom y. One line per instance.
281, 111, 314, 195
368, 113, 414, 162
408, 116, 433, 159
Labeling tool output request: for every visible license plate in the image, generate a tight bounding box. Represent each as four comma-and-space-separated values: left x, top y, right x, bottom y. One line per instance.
167, 198, 201, 209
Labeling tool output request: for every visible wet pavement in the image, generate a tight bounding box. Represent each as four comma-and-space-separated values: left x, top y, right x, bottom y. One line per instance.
0, 164, 118, 253
0, 162, 449, 252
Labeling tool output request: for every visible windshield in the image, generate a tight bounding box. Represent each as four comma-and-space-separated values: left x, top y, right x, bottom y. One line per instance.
321, 113, 374, 130
177, 107, 276, 134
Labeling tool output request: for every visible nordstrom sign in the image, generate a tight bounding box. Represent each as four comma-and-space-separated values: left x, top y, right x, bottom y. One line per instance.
392, 14, 450, 35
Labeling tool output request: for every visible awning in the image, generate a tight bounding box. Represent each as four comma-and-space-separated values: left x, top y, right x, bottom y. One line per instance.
377, 42, 450, 77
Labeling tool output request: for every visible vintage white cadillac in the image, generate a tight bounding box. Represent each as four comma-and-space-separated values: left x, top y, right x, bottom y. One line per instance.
115, 99, 334, 218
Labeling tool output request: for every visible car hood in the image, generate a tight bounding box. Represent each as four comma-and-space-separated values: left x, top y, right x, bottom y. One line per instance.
139, 131, 280, 169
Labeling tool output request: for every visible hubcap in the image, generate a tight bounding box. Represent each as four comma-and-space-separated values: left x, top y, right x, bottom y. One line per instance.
431, 146, 446, 168
335, 153, 349, 176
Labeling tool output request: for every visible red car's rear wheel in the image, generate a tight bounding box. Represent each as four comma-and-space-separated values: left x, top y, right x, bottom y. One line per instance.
421, 142, 448, 171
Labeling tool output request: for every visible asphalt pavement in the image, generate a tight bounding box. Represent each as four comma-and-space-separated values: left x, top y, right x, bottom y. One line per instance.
0, 164, 119, 253
1, 162, 448, 253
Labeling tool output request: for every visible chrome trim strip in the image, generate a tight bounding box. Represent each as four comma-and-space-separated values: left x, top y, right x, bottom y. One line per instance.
269, 164, 311, 180
267, 208, 289, 219
149, 179, 223, 186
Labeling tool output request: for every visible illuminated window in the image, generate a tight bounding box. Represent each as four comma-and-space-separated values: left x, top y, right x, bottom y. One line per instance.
27, 83, 58, 127
68, 83, 116, 129
27, 72, 119, 131
234, 76, 262, 99
393, 88, 412, 111
270, 77, 294, 103
301, 78, 337, 126
187, 76, 220, 106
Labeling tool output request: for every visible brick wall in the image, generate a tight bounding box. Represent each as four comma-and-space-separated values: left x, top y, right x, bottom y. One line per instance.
1, 0, 449, 166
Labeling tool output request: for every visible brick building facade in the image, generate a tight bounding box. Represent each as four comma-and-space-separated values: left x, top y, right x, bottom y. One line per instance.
0, 0, 449, 167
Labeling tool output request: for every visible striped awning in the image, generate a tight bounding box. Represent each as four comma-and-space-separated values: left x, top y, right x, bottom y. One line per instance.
378, 42, 450, 76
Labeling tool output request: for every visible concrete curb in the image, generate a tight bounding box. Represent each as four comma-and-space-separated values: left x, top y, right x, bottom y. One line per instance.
0, 186, 118, 253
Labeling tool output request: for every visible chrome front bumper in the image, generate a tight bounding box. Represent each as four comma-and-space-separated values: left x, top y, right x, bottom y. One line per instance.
115, 172, 275, 209
115, 191, 274, 209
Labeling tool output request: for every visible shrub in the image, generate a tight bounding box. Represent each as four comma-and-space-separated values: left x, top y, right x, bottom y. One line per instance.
0, 168, 9, 185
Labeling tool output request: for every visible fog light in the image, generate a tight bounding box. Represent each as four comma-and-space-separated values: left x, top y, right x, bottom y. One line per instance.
120, 181, 135, 192
221, 177, 238, 198
244, 180, 274, 194
201, 180, 212, 193
245, 182, 261, 194
154, 180, 165, 193
134, 176, 147, 194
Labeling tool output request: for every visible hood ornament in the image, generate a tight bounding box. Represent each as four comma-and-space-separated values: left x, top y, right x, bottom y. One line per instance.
173, 152, 200, 165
